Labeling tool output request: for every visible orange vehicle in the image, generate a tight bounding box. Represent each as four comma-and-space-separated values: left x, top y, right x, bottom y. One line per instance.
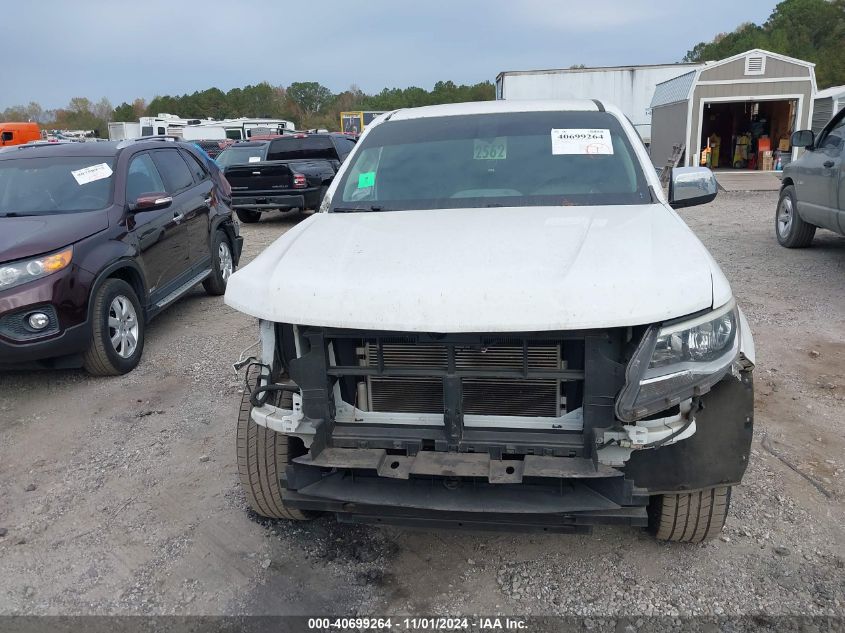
0, 122, 41, 147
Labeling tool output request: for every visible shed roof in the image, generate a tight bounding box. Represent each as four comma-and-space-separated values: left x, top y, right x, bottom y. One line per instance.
701, 48, 816, 71
650, 71, 697, 108
815, 85, 845, 100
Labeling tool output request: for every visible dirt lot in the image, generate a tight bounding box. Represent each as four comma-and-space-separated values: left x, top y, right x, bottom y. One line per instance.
1, 192, 843, 618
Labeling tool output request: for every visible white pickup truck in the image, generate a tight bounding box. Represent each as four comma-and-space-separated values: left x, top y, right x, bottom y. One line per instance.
225, 99, 755, 542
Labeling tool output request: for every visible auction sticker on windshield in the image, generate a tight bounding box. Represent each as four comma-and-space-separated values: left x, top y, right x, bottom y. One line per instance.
358, 171, 376, 188
71, 163, 113, 185
473, 137, 507, 160
551, 129, 613, 155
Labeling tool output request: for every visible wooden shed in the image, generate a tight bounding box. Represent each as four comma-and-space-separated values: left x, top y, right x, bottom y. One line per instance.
649, 49, 817, 169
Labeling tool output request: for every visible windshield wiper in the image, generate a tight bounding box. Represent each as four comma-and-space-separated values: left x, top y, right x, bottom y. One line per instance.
0, 211, 37, 217
331, 205, 391, 213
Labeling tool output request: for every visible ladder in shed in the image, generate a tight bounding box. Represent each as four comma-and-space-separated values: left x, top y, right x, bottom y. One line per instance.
659, 143, 685, 188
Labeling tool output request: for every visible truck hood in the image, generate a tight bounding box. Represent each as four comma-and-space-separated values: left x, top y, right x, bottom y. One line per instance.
0, 212, 108, 263
226, 205, 729, 332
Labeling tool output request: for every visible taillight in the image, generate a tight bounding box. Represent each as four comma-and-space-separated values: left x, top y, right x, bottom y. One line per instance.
293, 173, 307, 189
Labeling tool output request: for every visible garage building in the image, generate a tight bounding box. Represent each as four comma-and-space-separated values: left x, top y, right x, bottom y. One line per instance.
812, 85, 845, 133
649, 49, 817, 169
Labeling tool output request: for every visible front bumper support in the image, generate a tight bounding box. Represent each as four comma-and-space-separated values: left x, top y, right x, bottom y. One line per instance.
294, 447, 621, 483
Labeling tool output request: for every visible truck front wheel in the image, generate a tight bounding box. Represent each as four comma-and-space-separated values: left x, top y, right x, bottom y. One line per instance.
648, 486, 731, 543
235, 389, 316, 520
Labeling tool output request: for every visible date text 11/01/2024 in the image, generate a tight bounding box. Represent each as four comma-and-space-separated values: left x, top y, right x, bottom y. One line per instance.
307, 617, 528, 630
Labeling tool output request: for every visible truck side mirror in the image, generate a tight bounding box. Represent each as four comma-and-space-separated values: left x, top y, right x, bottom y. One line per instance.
791, 130, 814, 149
668, 167, 718, 209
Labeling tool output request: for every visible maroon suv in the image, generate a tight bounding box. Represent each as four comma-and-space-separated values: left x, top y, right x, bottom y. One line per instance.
0, 138, 242, 374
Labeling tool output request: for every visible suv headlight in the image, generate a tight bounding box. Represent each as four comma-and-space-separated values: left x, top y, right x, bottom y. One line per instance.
0, 247, 73, 291
616, 300, 740, 422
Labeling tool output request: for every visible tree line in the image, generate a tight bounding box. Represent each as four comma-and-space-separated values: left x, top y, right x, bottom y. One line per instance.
0, 81, 496, 137
684, 0, 845, 89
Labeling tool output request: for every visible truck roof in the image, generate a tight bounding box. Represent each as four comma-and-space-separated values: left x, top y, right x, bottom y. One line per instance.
388, 99, 614, 121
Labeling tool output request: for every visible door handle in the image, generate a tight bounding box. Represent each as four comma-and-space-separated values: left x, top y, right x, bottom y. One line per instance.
824, 160, 835, 168
172, 212, 185, 223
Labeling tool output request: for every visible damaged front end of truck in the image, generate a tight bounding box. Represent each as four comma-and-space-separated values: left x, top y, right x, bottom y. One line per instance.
239, 305, 754, 538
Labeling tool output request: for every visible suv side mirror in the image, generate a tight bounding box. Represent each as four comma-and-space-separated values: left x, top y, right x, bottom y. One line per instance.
791, 130, 814, 149
129, 192, 173, 212
668, 167, 718, 209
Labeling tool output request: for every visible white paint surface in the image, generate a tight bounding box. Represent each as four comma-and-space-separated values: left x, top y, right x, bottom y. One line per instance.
226, 203, 726, 332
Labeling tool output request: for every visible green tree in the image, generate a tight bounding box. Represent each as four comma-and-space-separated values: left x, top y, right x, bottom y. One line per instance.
113, 102, 136, 122
287, 82, 334, 115
684, 0, 845, 88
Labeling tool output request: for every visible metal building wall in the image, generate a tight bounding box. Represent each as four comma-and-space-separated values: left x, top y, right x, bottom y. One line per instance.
498, 65, 696, 143
649, 102, 689, 168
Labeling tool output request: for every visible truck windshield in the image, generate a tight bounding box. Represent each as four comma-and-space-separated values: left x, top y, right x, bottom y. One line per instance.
0, 156, 115, 215
216, 145, 266, 168
331, 111, 651, 211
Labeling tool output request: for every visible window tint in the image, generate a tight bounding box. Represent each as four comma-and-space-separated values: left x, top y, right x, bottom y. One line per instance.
332, 111, 650, 211
267, 136, 336, 161
182, 150, 208, 182
0, 156, 116, 214
333, 136, 356, 158
819, 117, 845, 153
216, 145, 267, 168
126, 153, 166, 202
141, 126, 153, 136
151, 149, 194, 193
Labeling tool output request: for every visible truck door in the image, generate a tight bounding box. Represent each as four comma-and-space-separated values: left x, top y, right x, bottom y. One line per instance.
819, 115, 845, 233
798, 114, 844, 230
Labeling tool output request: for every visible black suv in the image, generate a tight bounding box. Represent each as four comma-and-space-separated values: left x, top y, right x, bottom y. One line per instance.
0, 138, 242, 375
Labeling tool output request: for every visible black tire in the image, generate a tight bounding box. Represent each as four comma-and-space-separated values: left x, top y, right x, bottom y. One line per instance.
236, 209, 262, 223
235, 387, 316, 520
648, 486, 731, 543
82, 278, 145, 376
776, 185, 815, 248
203, 230, 233, 296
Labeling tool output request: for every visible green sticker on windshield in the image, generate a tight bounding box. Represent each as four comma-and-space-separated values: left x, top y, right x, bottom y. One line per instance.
357, 171, 376, 188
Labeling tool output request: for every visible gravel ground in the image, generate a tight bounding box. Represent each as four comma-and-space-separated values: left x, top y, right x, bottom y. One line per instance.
0, 194, 843, 620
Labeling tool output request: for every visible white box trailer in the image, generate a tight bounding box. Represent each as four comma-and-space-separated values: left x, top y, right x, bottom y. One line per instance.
496, 63, 700, 144
180, 125, 227, 141
108, 122, 142, 141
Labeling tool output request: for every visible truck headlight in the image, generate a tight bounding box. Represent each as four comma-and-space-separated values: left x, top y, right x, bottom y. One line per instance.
615, 300, 740, 422
0, 247, 73, 291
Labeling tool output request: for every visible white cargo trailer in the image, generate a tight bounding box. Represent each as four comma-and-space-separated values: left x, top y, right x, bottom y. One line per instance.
496, 63, 700, 144
108, 122, 142, 141
180, 125, 227, 141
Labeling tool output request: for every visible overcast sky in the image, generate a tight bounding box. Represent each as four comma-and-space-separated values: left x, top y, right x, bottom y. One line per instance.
0, 0, 778, 110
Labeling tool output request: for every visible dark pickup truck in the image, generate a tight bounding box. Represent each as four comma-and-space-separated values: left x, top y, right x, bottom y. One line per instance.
219, 133, 356, 223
